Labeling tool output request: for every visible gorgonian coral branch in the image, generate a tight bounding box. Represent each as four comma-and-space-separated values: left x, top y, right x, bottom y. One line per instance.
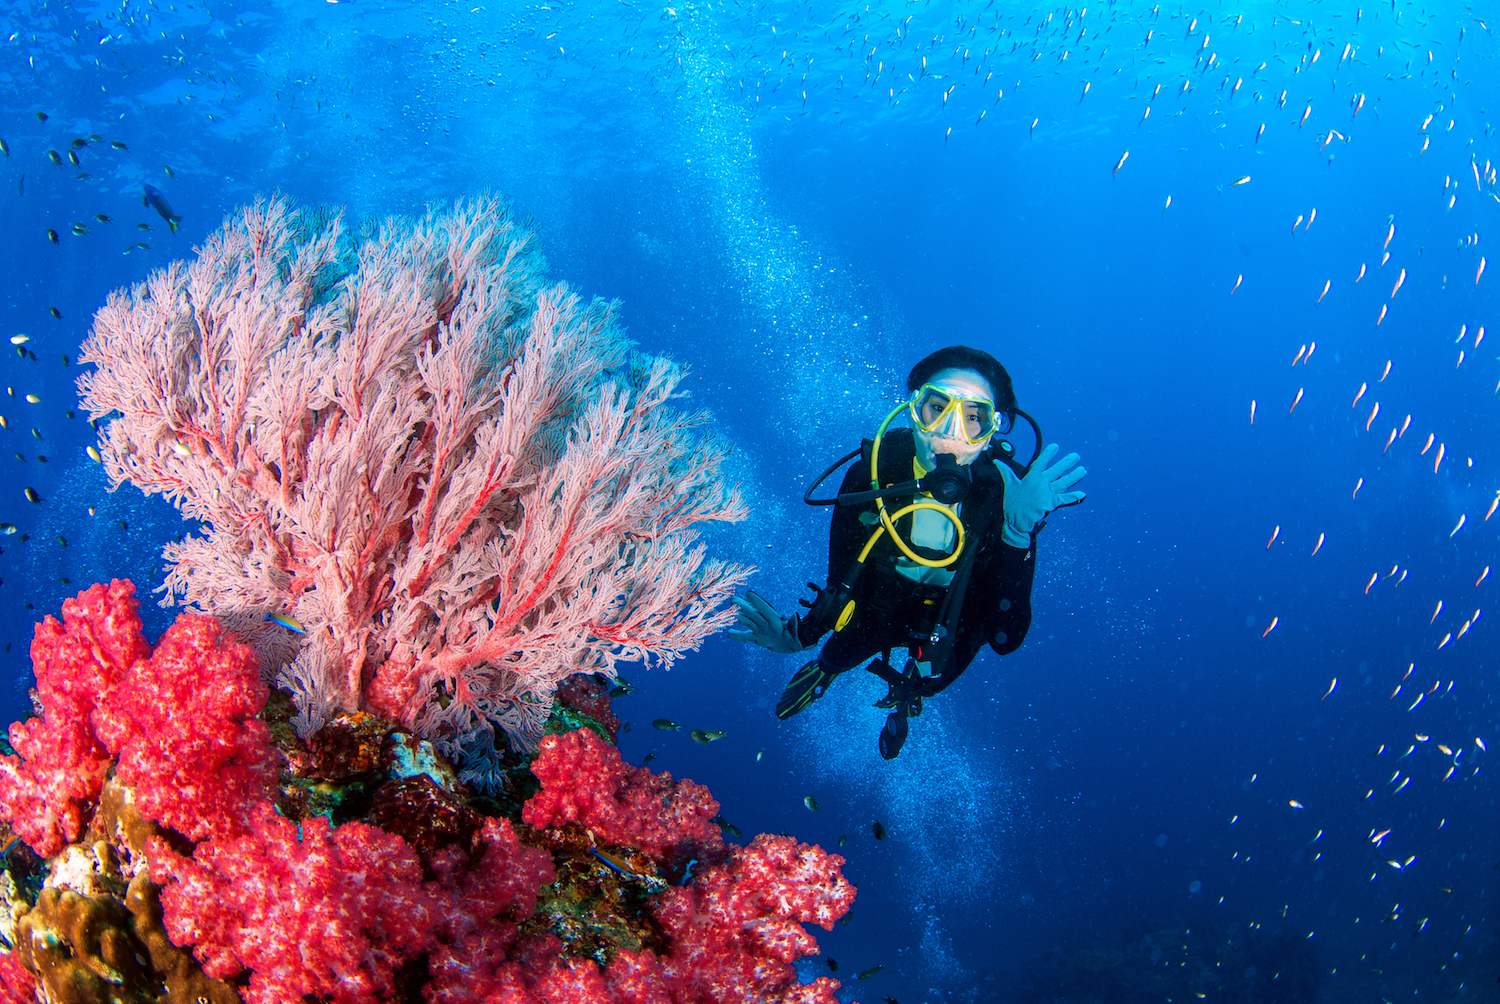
78, 195, 748, 754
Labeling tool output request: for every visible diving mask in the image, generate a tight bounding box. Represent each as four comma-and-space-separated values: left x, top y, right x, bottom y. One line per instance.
909, 382, 1001, 445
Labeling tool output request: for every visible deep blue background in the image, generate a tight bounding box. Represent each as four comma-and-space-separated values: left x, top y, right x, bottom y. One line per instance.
1, 1, 1495, 1000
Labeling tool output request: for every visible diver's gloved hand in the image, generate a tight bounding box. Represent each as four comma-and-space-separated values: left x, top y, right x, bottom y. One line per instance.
727, 591, 807, 653
996, 443, 1087, 548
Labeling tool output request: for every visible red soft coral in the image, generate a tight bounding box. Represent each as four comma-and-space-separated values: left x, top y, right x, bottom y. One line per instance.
150, 804, 435, 1003
94, 612, 277, 843
651, 834, 855, 1004
523, 729, 722, 860
151, 805, 556, 1004
0, 580, 150, 856
0, 946, 38, 1004
426, 831, 855, 1004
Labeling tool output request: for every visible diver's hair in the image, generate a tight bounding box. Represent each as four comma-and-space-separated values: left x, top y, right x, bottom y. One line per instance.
907, 345, 1016, 417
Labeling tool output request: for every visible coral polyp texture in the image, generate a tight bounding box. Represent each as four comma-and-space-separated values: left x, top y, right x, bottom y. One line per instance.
0, 582, 855, 1003
76, 195, 749, 755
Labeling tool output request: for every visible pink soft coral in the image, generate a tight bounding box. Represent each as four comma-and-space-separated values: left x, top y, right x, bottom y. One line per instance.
448, 728, 857, 1004
0, 945, 37, 1004
427, 832, 856, 1004
0, 580, 150, 857
650, 835, 854, 1004
523, 728, 722, 860
94, 612, 277, 843
149, 806, 553, 1004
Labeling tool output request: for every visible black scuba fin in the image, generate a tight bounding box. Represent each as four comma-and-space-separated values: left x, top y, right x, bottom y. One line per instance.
878, 709, 909, 760
776, 660, 841, 720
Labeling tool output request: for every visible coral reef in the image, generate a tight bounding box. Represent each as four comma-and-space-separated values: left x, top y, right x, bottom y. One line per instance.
0, 582, 856, 1004
77, 196, 749, 754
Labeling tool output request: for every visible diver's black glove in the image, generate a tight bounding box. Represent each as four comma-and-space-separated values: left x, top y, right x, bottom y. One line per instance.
727, 591, 807, 654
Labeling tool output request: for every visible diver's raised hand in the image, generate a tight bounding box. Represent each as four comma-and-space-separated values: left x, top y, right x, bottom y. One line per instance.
727, 591, 807, 653
996, 443, 1087, 548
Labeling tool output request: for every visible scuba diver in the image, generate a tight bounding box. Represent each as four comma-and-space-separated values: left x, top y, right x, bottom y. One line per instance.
727, 346, 1087, 759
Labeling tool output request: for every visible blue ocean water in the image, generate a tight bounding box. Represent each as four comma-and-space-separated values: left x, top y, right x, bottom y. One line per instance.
1, 0, 1495, 1000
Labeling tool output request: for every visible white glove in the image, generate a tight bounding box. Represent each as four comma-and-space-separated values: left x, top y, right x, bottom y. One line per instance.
727, 592, 806, 653
996, 443, 1087, 548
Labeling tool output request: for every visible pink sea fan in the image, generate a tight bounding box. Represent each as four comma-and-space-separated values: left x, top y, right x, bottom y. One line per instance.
78, 195, 749, 753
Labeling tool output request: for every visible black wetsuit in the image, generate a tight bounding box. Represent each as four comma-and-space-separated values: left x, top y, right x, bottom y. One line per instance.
797, 428, 1037, 693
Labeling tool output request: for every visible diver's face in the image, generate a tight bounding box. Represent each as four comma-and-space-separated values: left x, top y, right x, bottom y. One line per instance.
910, 367, 997, 469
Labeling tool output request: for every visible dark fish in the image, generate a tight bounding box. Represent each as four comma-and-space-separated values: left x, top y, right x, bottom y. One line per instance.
35, 112, 47, 122
71, 223, 89, 235
23, 487, 39, 503
56, 535, 65, 546
110, 140, 127, 150
837, 835, 847, 846
48, 307, 60, 319
827, 959, 838, 972
134, 242, 150, 250
66, 150, 79, 167
163, 164, 175, 179
872, 820, 887, 840
45, 229, 58, 243
47, 149, 61, 166
0, 138, 8, 158
803, 795, 818, 812
69, 138, 87, 150
142, 185, 180, 232
856, 966, 884, 980
137, 223, 152, 231
652, 718, 680, 732
641, 751, 656, 765
93, 214, 111, 223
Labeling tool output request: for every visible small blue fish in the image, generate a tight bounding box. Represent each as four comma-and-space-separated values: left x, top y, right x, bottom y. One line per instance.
265, 612, 306, 634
